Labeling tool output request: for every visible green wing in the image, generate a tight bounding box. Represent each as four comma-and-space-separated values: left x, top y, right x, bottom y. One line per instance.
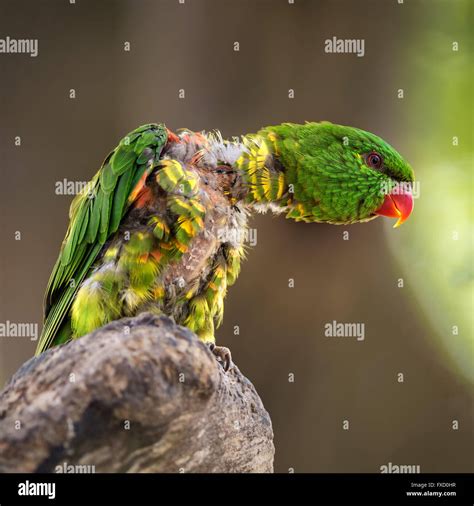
36, 123, 168, 355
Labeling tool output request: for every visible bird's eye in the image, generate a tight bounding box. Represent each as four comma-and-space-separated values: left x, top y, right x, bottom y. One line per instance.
366, 152, 383, 169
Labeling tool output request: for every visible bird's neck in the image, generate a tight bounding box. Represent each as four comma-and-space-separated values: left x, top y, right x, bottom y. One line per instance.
231, 134, 291, 212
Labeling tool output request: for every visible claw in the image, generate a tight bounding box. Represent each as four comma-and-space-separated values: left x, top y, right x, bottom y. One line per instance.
208, 343, 233, 372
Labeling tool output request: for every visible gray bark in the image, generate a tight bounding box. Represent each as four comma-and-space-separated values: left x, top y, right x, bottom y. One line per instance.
0, 313, 274, 473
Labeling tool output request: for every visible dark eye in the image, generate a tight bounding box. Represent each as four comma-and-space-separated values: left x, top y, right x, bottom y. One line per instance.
366, 152, 383, 169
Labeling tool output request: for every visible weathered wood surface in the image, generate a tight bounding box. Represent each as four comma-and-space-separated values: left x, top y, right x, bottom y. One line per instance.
0, 313, 274, 473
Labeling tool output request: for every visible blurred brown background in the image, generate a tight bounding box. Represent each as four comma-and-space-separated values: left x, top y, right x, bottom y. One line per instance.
0, 0, 472, 472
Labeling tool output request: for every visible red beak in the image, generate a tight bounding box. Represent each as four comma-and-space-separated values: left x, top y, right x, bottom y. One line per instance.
375, 185, 414, 228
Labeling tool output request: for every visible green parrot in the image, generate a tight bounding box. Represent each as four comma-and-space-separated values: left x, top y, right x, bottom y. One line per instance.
35, 122, 414, 369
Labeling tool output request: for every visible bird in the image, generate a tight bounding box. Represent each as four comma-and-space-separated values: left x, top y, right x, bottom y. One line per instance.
35, 122, 414, 369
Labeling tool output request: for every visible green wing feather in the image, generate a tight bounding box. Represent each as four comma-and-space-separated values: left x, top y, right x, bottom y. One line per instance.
36, 123, 168, 355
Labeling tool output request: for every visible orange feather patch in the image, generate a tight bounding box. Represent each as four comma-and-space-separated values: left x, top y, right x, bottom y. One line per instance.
133, 186, 153, 208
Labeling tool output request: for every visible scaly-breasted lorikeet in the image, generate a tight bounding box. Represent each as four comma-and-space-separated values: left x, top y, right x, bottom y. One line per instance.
35, 122, 414, 369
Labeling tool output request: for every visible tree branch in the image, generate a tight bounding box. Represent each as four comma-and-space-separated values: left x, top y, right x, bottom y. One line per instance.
0, 313, 274, 473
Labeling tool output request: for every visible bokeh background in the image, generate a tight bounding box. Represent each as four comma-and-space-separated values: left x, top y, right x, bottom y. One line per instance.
0, 0, 472, 472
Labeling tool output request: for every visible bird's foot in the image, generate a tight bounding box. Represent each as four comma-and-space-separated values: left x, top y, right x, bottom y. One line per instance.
208, 343, 233, 372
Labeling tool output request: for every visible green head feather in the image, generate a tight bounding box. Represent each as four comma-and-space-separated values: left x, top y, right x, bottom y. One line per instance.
260, 122, 415, 224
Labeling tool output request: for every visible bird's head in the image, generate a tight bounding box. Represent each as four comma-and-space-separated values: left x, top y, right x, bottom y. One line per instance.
263, 122, 415, 226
